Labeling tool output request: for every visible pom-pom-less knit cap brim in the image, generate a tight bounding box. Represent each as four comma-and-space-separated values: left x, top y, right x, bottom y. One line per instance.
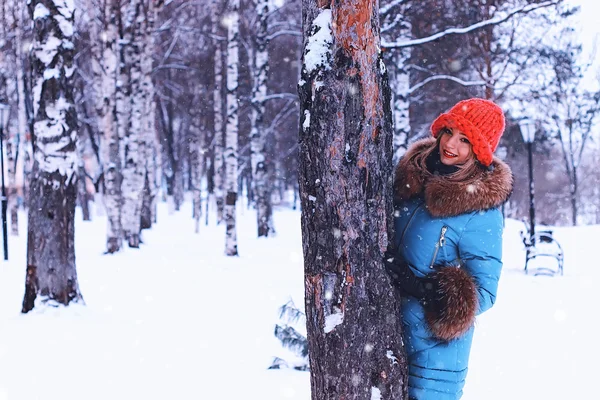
430, 98, 505, 167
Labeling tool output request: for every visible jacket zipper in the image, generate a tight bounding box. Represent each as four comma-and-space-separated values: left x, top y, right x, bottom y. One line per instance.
399, 203, 423, 246
429, 226, 448, 268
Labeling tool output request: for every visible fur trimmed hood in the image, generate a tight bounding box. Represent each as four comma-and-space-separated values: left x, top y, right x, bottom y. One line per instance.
394, 138, 513, 218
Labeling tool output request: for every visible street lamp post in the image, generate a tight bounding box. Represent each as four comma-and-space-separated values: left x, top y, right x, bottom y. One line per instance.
0, 103, 10, 261
519, 118, 536, 243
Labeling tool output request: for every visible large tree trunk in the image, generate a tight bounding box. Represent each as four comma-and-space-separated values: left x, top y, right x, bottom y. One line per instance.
211, 0, 225, 224
224, 0, 239, 256
23, 0, 83, 313
250, 0, 274, 237
298, 1, 407, 398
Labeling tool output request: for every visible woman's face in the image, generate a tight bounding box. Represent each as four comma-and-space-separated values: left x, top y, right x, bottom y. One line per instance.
439, 127, 473, 166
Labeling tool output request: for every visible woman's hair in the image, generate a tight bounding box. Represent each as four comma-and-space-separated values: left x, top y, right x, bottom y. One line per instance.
407, 128, 485, 184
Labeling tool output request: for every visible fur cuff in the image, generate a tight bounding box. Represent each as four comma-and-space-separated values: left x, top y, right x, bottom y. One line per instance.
424, 267, 478, 341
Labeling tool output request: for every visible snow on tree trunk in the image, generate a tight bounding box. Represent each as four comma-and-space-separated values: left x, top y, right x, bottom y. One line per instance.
121, 0, 146, 248
224, 0, 239, 256
96, 0, 123, 252
23, 0, 83, 312
298, 1, 407, 398
212, 0, 225, 224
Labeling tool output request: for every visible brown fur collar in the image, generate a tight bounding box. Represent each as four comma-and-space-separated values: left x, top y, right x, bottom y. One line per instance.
425, 266, 478, 341
394, 138, 513, 218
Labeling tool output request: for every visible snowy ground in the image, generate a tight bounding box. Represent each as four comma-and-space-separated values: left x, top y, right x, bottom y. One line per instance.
0, 200, 596, 399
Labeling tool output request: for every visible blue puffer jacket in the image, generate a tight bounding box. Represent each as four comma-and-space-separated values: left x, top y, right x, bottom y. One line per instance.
393, 139, 512, 400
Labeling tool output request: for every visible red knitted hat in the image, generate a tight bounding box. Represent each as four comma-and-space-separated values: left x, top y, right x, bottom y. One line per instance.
430, 98, 505, 167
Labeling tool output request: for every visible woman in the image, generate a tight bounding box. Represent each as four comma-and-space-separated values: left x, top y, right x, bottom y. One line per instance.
384, 98, 513, 400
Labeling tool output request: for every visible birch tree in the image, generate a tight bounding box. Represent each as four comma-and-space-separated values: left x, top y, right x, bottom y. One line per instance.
250, 0, 273, 237
189, 89, 206, 233
140, 0, 160, 230
224, 0, 239, 256
211, 0, 225, 224
6, 0, 28, 235
23, 0, 83, 312
121, 0, 160, 247
381, 0, 412, 161
93, 0, 122, 252
299, 1, 406, 398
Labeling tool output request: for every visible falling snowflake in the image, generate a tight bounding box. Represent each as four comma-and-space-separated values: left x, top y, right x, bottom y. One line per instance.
220, 13, 236, 29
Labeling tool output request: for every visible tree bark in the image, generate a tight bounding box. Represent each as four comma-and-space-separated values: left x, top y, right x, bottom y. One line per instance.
224, 0, 240, 256
299, 1, 407, 398
23, 0, 83, 312
250, 0, 274, 237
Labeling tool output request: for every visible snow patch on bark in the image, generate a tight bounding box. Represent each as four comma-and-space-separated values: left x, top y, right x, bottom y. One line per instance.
371, 387, 382, 400
44, 68, 60, 80
386, 350, 398, 365
35, 36, 61, 65
324, 307, 344, 333
34, 4, 50, 19
303, 110, 310, 131
304, 10, 332, 74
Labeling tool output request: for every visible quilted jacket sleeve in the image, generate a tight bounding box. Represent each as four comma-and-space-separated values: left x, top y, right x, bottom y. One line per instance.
458, 209, 504, 315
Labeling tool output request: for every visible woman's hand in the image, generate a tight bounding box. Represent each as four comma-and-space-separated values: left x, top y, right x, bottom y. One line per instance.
383, 251, 438, 302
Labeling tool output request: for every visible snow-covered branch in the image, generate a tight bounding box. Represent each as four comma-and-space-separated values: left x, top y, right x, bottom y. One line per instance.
380, 0, 409, 17
267, 29, 301, 41
382, 0, 561, 49
408, 75, 488, 95
261, 93, 298, 102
